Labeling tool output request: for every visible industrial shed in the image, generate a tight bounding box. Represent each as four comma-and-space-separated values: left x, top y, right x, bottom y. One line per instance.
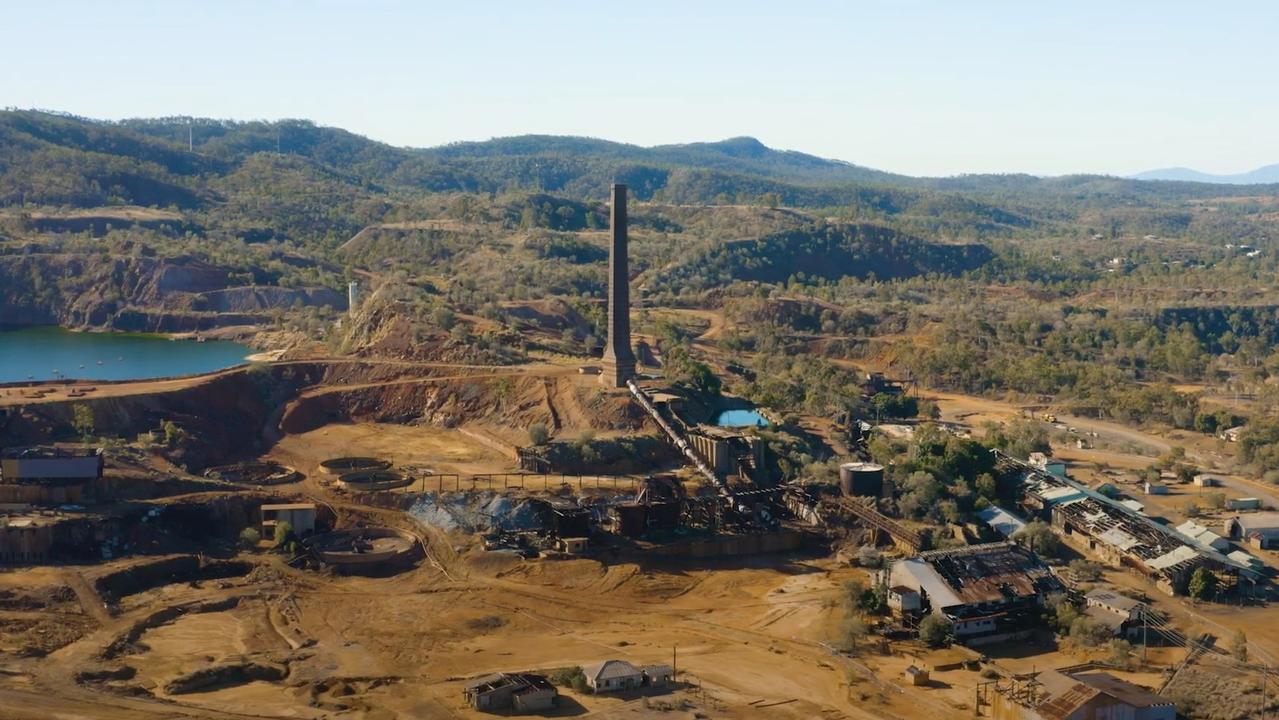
886, 542, 1064, 645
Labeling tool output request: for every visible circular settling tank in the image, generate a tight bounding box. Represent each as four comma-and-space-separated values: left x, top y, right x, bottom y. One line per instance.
204, 461, 301, 486
310, 527, 417, 566
337, 469, 412, 492
320, 457, 391, 476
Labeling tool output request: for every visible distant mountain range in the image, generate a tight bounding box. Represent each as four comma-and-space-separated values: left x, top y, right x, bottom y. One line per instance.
1131, 164, 1279, 185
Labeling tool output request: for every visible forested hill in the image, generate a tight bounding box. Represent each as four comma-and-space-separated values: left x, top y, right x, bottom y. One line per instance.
4, 109, 1279, 247
6, 110, 1275, 202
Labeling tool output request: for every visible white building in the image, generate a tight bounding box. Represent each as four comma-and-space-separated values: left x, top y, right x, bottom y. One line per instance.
1225, 512, 1279, 549
582, 660, 643, 693
1175, 520, 1230, 552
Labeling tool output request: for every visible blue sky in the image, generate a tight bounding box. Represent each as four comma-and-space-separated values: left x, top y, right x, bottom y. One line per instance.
4, 1, 1278, 177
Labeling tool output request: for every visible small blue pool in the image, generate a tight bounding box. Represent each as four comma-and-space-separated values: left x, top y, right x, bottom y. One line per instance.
713, 408, 770, 428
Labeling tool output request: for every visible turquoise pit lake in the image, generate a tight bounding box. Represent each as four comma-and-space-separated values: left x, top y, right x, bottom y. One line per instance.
0, 327, 252, 383
712, 408, 770, 428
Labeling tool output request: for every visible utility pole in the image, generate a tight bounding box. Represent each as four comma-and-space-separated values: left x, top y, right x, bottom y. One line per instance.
187, 120, 193, 152
672, 645, 677, 685
1142, 605, 1148, 663
1262, 661, 1268, 720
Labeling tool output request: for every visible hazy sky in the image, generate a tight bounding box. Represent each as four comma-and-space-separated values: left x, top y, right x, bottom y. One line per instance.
5, 1, 1278, 177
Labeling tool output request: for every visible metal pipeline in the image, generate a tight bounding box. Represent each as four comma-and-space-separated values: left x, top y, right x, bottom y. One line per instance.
626, 380, 751, 516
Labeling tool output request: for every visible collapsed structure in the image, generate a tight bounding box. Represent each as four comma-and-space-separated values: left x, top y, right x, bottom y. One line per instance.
1002, 452, 1260, 596
885, 541, 1064, 645
462, 672, 557, 713
984, 670, 1175, 720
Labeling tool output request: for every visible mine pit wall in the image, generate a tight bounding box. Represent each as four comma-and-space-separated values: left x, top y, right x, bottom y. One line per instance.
281, 371, 650, 437
0, 474, 234, 505
0, 364, 325, 469
0, 494, 261, 566
94, 555, 254, 603
281, 376, 525, 435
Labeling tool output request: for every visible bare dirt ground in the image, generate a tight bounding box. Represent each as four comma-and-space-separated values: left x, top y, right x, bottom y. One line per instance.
0, 535, 975, 720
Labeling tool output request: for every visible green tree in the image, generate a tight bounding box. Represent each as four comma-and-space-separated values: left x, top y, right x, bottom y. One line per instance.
274, 520, 294, 548
528, 422, 550, 446
1068, 559, 1104, 582
975, 472, 997, 499
840, 616, 868, 653
238, 527, 261, 550
918, 615, 952, 647
431, 306, 456, 331
1232, 629, 1248, 662
1013, 521, 1061, 559
1069, 616, 1112, 647
71, 404, 95, 441
1188, 567, 1218, 601
1106, 639, 1134, 668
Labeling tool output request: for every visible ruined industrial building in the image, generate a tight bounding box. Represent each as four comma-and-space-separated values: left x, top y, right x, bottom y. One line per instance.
885, 542, 1065, 645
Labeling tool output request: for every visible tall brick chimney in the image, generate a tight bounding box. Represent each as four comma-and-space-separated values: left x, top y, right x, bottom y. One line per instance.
600, 183, 636, 387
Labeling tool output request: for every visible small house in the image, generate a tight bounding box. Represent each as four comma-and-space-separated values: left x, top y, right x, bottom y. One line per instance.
1227, 497, 1261, 511
1192, 474, 1222, 488
886, 585, 922, 615
1220, 426, 1245, 443
583, 659, 643, 693
904, 665, 930, 686
1143, 482, 1168, 496
1225, 512, 1279, 549
1084, 589, 1144, 638
641, 664, 673, 687
261, 503, 317, 537
558, 537, 588, 554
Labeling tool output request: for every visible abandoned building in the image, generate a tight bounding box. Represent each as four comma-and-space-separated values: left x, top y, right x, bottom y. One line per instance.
261, 503, 317, 538
462, 672, 557, 713
976, 505, 1026, 539
1004, 452, 1259, 596
581, 659, 670, 693
0, 446, 103, 504
885, 542, 1065, 645
686, 425, 764, 482
986, 670, 1174, 720
583, 659, 644, 693
904, 665, 930, 686
1224, 512, 1279, 549
1083, 589, 1145, 639
1027, 452, 1067, 479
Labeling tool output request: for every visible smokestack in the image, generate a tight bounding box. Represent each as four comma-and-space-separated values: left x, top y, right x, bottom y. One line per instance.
600, 183, 636, 387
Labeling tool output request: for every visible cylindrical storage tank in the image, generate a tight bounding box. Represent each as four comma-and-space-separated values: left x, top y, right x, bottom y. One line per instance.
647, 501, 681, 530
839, 462, 884, 497
612, 504, 648, 537
320, 457, 391, 476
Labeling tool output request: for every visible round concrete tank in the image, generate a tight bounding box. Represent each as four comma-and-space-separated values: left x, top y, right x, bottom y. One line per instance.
320, 457, 391, 476
839, 462, 884, 497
